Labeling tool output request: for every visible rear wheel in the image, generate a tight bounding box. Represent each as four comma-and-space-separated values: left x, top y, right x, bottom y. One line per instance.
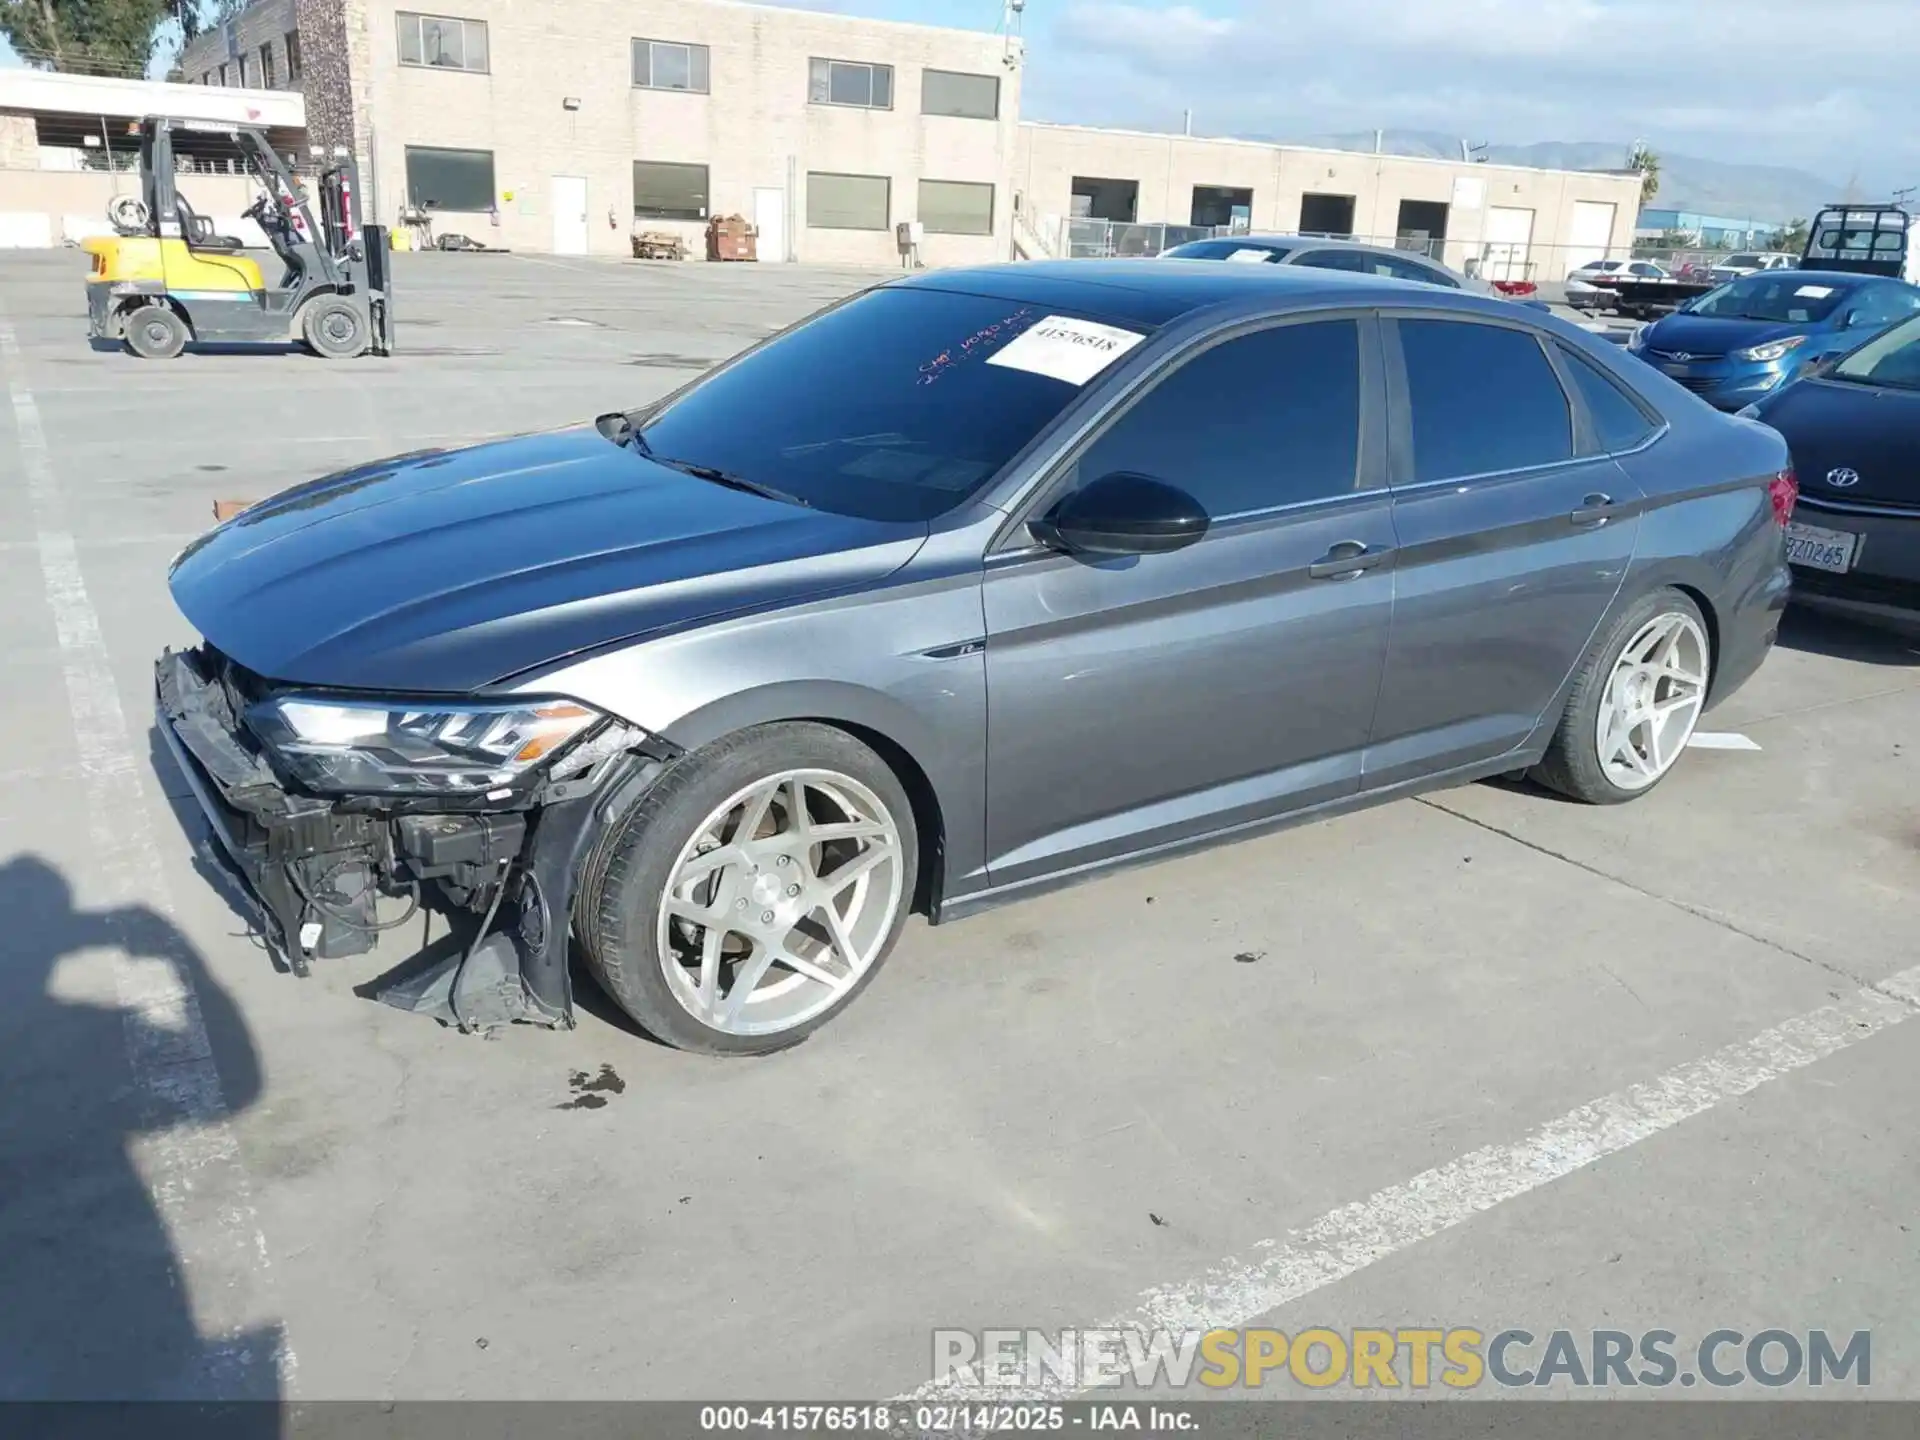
578, 722, 918, 1055
1533, 588, 1711, 804
300, 297, 368, 359
122, 304, 188, 360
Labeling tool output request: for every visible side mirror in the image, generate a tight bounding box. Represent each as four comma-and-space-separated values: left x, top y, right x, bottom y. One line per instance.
1030, 472, 1209, 558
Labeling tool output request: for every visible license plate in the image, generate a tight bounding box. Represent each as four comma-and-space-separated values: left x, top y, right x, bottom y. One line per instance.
1785, 521, 1860, 574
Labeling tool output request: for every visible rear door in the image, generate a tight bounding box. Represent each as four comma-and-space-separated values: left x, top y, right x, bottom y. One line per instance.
980, 312, 1396, 889
1362, 315, 1647, 788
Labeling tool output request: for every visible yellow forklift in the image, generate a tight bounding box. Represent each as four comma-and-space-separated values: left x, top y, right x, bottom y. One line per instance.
82, 115, 394, 360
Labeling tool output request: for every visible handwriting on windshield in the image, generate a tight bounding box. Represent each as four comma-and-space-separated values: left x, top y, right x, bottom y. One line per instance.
916, 308, 1036, 385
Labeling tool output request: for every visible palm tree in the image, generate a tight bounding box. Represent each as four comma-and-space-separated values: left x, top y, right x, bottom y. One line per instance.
1627, 143, 1661, 205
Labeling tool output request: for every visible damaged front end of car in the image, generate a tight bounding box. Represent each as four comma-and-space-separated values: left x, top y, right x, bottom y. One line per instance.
154, 644, 676, 1032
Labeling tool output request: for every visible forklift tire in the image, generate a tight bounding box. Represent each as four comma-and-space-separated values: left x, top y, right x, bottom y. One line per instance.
123, 305, 188, 360
301, 298, 368, 360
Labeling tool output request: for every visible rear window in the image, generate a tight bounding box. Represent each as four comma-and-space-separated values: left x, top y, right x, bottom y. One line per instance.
1722, 254, 1762, 268
634, 288, 1148, 522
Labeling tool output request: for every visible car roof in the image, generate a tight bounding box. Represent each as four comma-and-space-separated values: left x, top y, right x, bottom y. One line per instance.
884, 258, 1540, 329
884, 258, 1450, 326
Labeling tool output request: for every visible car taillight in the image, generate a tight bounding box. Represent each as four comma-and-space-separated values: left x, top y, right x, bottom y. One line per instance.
1768, 467, 1797, 526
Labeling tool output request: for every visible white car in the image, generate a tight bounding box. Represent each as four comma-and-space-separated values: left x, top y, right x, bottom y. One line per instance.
1565, 259, 1669, 310
1707, 252, 1795, 284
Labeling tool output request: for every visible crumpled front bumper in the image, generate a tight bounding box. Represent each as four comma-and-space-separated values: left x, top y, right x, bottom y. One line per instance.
153, 646, 656, 1032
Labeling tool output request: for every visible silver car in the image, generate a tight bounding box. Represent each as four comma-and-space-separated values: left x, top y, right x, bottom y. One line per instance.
157, 261, 1795, 1056
1161, 233, 1498, 293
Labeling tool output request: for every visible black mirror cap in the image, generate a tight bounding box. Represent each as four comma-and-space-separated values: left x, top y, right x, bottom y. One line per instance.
1034, 472, 1210, 557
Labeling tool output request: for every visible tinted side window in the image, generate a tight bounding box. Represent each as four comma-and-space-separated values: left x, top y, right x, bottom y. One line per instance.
1076, 320, 1364, 518
1292, 249, 1367, 272
1558, 347, 1659, 452
1382, 255, 1456, 287
1397, 320, 1573, 482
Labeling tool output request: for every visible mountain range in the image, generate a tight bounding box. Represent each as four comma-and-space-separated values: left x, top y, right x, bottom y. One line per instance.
1272, 130, 1848, 225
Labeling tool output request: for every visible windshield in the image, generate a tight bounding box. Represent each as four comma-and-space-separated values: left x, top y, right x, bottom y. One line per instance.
633, 287, 1147, 522
1686, 273, 1847, 323
1165, 239, 1291, 261
1721, 255, 1761, 268
1829, 312, 1920, 390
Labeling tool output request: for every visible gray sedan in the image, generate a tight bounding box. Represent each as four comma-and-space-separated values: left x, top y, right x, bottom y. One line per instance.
157, 261, 1795, 1055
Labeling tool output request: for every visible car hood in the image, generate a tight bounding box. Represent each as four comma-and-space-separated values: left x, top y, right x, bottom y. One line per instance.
1754, 377, 1920, 508
1643, 313, 1821, 356
168, 426, 928, 693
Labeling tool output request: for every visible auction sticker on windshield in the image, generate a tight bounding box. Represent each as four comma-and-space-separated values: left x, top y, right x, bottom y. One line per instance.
1796, 285, 1834, 298
986, 315, 1146, 386
1225, 249, 1276, 264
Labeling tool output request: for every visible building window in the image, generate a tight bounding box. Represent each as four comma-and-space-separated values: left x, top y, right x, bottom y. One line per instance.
808, 58, 892, 109
259, 42, 277, 88
237, 53, 251, 85
1190, 185, 1252, 229
405, 145, 496, 211
808, 172, 890, 230
919, 179, 994, 235
633, 160, 709, 221
286, 30, 301, 81
633, 38, 709, 92
920, 68, 999, 120
218, 62, 229, 86
397, 12, 490, 73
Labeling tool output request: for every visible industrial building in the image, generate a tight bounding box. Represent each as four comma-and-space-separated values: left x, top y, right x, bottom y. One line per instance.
2, 0, 1643, 277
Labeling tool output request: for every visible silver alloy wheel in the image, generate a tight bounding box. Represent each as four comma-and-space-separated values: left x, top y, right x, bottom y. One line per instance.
654, 768, 904, 1036
1594, 612, 1709, 791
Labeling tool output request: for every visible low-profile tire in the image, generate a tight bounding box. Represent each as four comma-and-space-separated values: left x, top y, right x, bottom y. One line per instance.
300, 297, 368, 359
122, 304, 188, 360
578, 722, 919, 1056
1531, 587, 1712, 805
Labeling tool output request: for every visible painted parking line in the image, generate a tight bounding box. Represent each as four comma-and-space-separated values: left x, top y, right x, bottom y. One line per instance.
907, 959, 1920, 1402
1688, 731, 1763, 751
0, 309, 295, 1394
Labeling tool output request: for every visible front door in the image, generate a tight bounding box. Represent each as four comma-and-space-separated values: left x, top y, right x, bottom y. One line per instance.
551, 175, 589, 255
752, 188, 786, 263
1363, 314, 1642, 789
982, 313, 1395, 891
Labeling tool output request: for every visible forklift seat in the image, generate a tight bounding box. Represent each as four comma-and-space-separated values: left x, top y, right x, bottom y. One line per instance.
178, 196, 245, 253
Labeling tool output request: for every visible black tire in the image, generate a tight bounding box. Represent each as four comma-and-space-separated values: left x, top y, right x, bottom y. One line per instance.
577, 722, 919, 1056
122, 304, 188, 360
300, 297, 368, 359
1531, 587, 1711, 805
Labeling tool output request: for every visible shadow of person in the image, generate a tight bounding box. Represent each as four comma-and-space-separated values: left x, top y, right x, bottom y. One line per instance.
0, 854, 283, 1409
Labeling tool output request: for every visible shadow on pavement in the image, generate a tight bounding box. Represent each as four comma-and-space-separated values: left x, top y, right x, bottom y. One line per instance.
1775, 606, 1920, 667
0, 854, 283, 1410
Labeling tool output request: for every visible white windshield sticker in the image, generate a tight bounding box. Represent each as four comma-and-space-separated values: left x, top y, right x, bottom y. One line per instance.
985, 314, 1145, 386
1796, 284, 1833, 297
1224, 248, 1275, 264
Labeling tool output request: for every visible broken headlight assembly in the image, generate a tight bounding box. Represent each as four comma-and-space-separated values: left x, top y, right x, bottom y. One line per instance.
245, 695, 603, 796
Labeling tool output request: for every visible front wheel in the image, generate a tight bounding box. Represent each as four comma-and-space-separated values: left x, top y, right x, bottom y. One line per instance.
1532, 588, 1712, 804
300, 297, 368, 359
577, 722, 918, 1055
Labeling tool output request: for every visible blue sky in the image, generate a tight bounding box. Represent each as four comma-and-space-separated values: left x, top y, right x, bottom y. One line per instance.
6, 0, 1913, 190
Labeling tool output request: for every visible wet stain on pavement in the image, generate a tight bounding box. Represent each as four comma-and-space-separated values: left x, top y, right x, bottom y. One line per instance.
557, 1063, 628, 1110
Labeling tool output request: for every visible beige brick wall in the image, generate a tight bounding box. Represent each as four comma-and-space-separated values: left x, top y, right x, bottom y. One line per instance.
351, 0, 1021, 262
1015, 123, 1645, 280
180, 0, 304, 91
0, 111, 37, 169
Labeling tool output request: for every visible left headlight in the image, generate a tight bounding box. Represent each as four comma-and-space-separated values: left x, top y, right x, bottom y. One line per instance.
247, 696, 603, 796
1733, 335, 1807, 363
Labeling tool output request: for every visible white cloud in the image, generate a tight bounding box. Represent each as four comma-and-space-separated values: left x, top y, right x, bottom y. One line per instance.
1037, 0, 1920, 189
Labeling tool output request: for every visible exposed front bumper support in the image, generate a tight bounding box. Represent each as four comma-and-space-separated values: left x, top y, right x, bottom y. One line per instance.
154, 646, 660, 1035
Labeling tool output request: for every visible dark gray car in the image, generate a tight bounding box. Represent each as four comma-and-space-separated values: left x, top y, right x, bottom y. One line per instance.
156, 260, 1795, 1055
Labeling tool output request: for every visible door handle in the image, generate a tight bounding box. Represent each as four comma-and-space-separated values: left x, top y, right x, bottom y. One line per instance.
1570, 492, 1614, 527
1307, 541, 1391, 580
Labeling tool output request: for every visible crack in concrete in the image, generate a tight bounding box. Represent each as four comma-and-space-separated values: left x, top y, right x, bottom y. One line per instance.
1415, 794, 1872, 992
